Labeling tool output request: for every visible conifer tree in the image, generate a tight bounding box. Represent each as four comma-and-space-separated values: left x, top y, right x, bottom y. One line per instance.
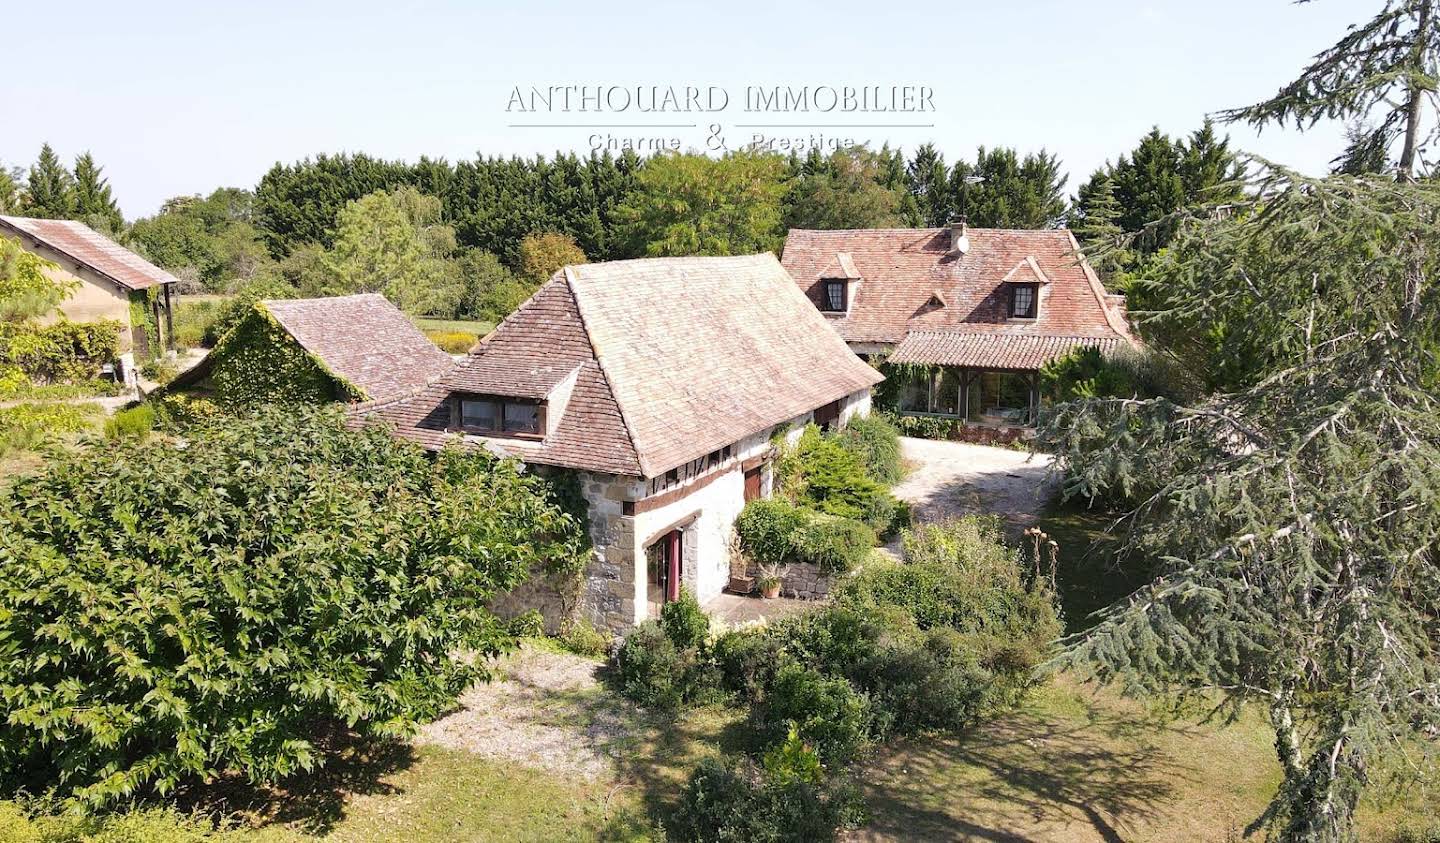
1042, 166, 1440, 841
1219, 0, 1439, 180
71, 152, 123, 231
905, 143, 950, 226
24, 143, 75, 219
1068, 172, 1130, 279
0, 163, 21, 214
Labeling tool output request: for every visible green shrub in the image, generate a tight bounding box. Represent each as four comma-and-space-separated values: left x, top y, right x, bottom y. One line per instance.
714, 628, 789, 700
762, 721, 823, 785
849, 627, 993, 736
834, 414, 904, 485
884, 411, 963, 441
151, 393, 223, 429
0, 319, 121, 384
783, 425, 902, 533
559, 618, 610, 658
791, 511, 876, 575
0, 402, 101, 456
754, 663, 871, 764
425, 330, 477, 354
1041, 345, 1201, 404
614, 621, 688, 709
170, 298, 221, 350
661, 588, 710, 650
104, 404, 157, 441
736, 498, 874, 575
0, 377, 120, 402
736, 497, 806, 567
507, 609, 546, 638
0, 406, 586, 807
668, 757, 863, 843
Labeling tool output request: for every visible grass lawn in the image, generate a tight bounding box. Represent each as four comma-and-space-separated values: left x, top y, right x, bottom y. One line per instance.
413, 317, 496, 337
1034, 497, 1151, 634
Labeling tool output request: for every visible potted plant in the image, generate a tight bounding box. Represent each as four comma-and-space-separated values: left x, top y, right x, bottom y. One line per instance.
726, 534, 755, 595
757, 563, 784, 599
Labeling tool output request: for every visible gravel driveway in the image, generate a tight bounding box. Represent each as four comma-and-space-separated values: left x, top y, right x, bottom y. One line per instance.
891, 437, 1056, 530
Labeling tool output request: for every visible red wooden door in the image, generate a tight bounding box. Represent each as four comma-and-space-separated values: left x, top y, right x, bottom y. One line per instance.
665, 529, 682, 602
743, 466, 763, 502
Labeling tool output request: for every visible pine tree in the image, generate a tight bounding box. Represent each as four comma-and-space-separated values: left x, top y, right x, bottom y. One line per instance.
1219, 0, 1439, 180
25, 143, 75, 219
950, 147, 1068, 229
72, 152, 123, 231
1330, 121, 1394, 175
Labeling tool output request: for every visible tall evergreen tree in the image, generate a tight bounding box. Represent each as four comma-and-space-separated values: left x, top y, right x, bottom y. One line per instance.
24, 143, 75, 220
71, 152, 123, 231
1330, 121, 1395, 175
905, 143, 950, 226
949, 147, 1068, 229
0, 163, 21, 214
1219, 0, 1439, 180
783, 147, 906, 231
1068, 171, 1131, 279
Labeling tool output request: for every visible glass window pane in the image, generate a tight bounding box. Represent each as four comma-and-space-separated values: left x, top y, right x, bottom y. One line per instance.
461, 399, 498, 431
899, 368, 929, 412
934, 368, 961, 416
1012, 286, 1035, 318
825, 281, 844, 311
504, 402, 540, 434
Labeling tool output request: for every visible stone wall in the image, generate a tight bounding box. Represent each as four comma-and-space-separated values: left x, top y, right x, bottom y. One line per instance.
746, 561, 836, 601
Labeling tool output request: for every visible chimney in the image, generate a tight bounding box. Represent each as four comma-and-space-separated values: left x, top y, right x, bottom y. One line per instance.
947, 219, 970, 256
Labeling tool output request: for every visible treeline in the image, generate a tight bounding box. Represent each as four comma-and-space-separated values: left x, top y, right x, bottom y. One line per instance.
1, 124, 1248, 321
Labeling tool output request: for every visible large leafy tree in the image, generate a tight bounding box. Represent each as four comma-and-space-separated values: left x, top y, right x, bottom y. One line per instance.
24, 144, 75, 220
0, 162, 22, 214
71, 152, 123, 232
0, 406, 586, 807
1219, 0, 1439, 180
0, 235, 74, 322
323, 185, 461, 315
783, 147, 906, 230
614, 151, 787, 257
517, 231, 586, 285
131, 189, 275, 291
1040, 166, 1440, 841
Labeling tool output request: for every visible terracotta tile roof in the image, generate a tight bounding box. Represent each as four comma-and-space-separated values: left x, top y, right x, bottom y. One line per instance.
357, 254, 882, 479
890, 330, 1127, 371
780, 227, 1133, 347
262, 294, 454, 401
0, 215, 178, 292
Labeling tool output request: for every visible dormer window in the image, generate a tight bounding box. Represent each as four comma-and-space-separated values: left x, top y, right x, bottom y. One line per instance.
1009, 283, 1038, 319
822, 279, 847, 312
456, 394, 545, 438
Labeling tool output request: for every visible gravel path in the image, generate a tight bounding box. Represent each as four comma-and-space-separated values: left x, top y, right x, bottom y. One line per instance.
891, 437, 1057, 530
415, 645, 633, 781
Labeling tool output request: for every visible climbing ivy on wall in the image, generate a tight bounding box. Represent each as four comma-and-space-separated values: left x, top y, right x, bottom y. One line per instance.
126, 289, 161, 361
205, 303, 364, 407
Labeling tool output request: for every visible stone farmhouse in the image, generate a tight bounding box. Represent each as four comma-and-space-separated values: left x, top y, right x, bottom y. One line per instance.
356, 254, 881, 632
781, 224, 1135, 430
1, 215, 177, 366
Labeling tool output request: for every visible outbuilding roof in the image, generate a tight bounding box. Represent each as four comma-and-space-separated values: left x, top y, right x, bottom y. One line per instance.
890, 330, 1128, 371
358, 253, 883, 478
0, 215, 179, 292
261, 294, 455, 402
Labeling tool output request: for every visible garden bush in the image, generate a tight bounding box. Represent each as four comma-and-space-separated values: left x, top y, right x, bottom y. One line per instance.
103, 404, 156, 440
151, 393, 223, 429
753, 663, 871, 764
613, 591, 718, 710
668, 756, 863, 843
833, 413, 904, 485
714, 627, 790, 700
202, 278, 296, 346
735, 498, 874, 575
141, 357, 180, 385
558, 618, 610, 658
0, 320, 122, 385
782, 425, 903, 534
0, 406, 587, 807
0, 800, 303, 842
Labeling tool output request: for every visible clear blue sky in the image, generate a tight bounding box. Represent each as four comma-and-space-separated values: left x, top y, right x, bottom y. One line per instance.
3, 0, 1362, 219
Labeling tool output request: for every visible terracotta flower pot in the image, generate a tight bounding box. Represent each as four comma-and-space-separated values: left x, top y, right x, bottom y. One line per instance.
761, 582, 781, 599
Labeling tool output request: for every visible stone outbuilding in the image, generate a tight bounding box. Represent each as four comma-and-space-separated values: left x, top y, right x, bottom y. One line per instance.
0, 214, 178, 366
357, 253, 881, 632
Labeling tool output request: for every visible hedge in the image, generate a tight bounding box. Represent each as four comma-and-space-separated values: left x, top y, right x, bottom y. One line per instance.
832, 413, 903, 485
0, 320, 121, 386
